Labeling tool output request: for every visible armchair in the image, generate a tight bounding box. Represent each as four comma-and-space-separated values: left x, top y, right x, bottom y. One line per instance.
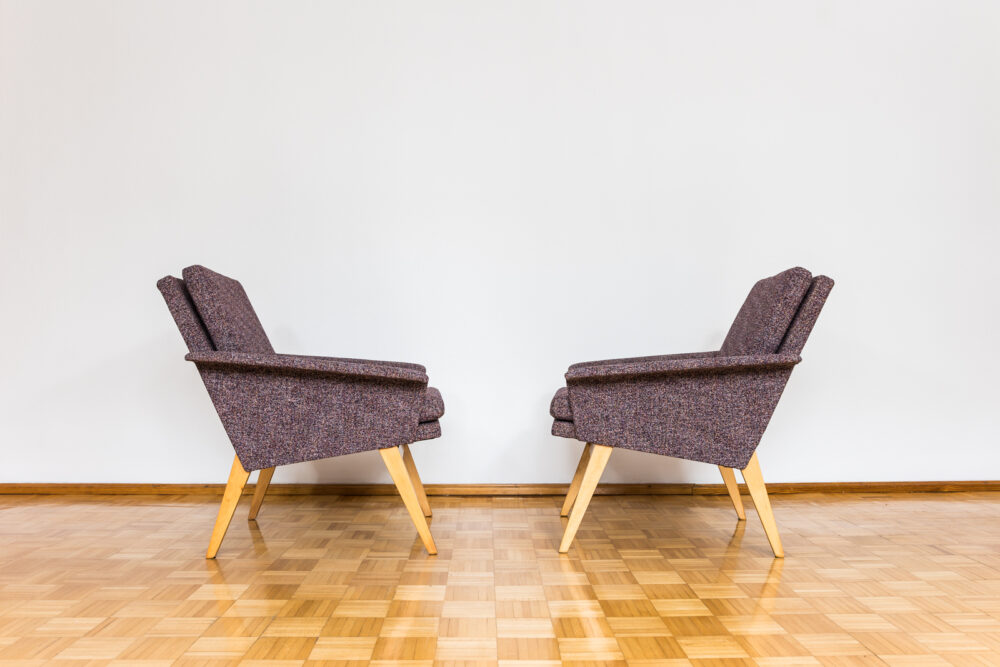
551, 267, 834, 557
158, 265, 443, 557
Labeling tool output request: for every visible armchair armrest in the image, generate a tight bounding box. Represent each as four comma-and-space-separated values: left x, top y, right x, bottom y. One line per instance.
565, 352, 801, 381
284, 354, 425, 373
186, 351, 429, 384
569, 350, 719, 371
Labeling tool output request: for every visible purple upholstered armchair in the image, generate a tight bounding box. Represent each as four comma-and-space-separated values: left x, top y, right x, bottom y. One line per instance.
550, 267, 833, 557
158, 265, 443, 558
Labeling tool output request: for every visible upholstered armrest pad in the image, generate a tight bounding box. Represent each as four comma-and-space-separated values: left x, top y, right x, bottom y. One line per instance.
569, 350, 719, 370
186, 351, 429, 384
283, 354, 426, 373
565, 352, 800, 381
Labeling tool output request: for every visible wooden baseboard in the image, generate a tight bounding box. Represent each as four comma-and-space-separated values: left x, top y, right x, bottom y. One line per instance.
1, 481, 998, 496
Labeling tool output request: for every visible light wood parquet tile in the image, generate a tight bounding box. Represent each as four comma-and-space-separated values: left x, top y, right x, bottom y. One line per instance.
0, 491, 998, 664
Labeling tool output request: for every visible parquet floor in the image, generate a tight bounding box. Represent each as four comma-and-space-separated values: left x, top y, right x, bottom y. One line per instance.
1, 491, 999, 666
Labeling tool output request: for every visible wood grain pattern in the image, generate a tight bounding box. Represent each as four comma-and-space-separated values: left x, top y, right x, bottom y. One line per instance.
247, 466, 274, 520
401, 444, 432, 517
561, 442, 594, 517
3, 479, 998, 495
1, 490, 999, 663
740, 452, 783, 558
205, 455, 250, 559
718, 465, 746, 520
559, 443, 613, 553
379, 446, 437, 555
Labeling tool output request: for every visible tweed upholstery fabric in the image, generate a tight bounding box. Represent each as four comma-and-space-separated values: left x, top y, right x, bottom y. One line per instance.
286, 354, 426, 373
183, 265, 275, 354
193, 360, 427, 470
566, 359, 797, 468
551, 419, 576, 439
416, 420, 442, 440
550, 387, 572, 421
550, 267, 833, 469
156, 277, 214, 353
421, 387, 445, 422
566, 352, 800, 381
780, 276, 835, 355
158, 267, 444, 471
720, 267, 812, 356
186, 351, 429, 383
569, 351, 719, 370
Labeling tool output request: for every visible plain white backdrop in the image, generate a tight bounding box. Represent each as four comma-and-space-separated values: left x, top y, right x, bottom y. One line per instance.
2, 0, 998, 484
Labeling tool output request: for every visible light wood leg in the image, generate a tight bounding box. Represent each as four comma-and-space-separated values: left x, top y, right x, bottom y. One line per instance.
248, 467, 275, 520
207, 456, 250, 559
718, 466, 746, 520
561, 443, 594, 517
401, 444, 432, 517
558, 443, 612, 553
741, 452, 784, 558
380, 447, 437, 555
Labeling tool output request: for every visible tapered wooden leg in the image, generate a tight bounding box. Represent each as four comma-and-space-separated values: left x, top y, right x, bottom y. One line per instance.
207, 456, 250, 559
718, 466, 746, 520
561, 443, 594, 517
741, 452, 784, 558
558, 443, 612, 553
248, 467, 275, 520
401, 444, 432, 517
380, 447, 437, 555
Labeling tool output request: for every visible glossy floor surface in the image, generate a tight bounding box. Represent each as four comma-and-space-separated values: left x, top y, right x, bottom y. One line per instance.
1, 491, 999, 665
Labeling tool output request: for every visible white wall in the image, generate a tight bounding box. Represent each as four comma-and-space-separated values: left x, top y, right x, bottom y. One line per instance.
2, 0, 998, 485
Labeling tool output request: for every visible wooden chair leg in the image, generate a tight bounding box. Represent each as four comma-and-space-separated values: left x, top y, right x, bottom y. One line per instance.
248, 467, 275, 520
741, 452, 784, 558
207, 456, 250, 559
380, 446, 437, 555
718, 466, 746, 520
561, 443, 594, 517
401, 444, 432, 517
558, 443, 612, 553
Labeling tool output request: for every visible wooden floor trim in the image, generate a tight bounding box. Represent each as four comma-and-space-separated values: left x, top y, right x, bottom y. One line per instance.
1, 480, 998, 496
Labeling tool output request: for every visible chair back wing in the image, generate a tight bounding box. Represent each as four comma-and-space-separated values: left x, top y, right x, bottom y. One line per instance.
181, 265, 275, 354
779, 275, 835, 355
157, 276, 214, 353
720, 267, 813, 356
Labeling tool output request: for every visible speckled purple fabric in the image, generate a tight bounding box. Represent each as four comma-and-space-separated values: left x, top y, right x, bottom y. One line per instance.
158, 267, 443, 471
551, 419, 576, 439
550, 268, 833, 469
779, 276, 835, 355
186, 351, 429, 383
566, 352, 801, 381
157, 277, 213, 353
421, 387, 445, 422
182, 265, 275, 354
569, 351, 719, 370
720, 267, 812, 356
416, 420, 441, 440
550, 387, 571, 421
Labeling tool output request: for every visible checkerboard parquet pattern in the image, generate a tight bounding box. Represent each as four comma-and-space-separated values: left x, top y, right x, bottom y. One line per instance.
1, 491, 999, 665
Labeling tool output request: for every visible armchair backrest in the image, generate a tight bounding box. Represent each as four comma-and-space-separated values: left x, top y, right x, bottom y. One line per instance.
720, 267, 814, 356
778, 274, 835, 355
180, 265, 274, 354
157, 276, 214, 353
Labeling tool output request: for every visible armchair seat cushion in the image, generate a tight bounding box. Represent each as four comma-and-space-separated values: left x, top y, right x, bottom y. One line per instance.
421, 387, 445, 422
550, 387, 572, 421
416, 420, 441, 441
552, 419, 576, 439
550, 387, 576, 439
